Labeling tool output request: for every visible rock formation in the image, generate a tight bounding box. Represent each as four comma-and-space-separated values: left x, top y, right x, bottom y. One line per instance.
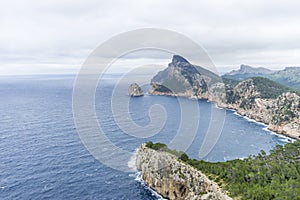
149, 55, 221, 100
136, 144, 232, 200
224, 80, 300, 139
149, 55, 300, 139
128, 83, 144, 97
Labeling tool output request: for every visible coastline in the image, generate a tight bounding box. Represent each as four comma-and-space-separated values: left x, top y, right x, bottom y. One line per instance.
213, 103, 295, 143
149, 91, 299, 141
135, 171, 167, 200
226, 106, 298, 141
128, 149, 167, 200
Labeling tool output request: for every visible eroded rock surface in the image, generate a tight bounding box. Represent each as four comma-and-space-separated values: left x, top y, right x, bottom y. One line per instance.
136, 144, 232, 200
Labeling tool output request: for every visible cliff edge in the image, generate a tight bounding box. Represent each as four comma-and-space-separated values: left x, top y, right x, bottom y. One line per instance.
136, 143, 232, 200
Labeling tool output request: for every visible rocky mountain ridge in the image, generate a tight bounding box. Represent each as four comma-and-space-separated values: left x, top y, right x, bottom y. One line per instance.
226, 64, 273, 76
223, 65, 300, 92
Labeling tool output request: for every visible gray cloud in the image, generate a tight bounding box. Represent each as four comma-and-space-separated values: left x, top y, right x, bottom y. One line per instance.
1, 0, 300, 75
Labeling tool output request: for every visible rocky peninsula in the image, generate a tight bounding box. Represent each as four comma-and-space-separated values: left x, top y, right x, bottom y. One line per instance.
149, 55, 300, 140
135, 141, 300, 199
136, 143, 232, 200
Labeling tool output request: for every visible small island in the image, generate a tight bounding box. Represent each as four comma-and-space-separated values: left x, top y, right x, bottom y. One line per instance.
128, 83, 144, 97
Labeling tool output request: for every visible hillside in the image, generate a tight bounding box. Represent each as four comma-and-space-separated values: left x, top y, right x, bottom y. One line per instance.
224, 77, 300, 139
188, 140, 300, 199
223, 66, 300, 92
270, 67, 300, 91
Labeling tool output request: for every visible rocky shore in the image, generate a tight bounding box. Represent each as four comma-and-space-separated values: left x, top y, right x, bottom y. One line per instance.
136, 143, 232, 200
149, 55, 300, 140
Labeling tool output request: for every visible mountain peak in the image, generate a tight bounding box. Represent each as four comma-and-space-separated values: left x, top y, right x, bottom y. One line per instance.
226, 64, 273, 76
240, 64, 253, 71
172, 55, 190, 64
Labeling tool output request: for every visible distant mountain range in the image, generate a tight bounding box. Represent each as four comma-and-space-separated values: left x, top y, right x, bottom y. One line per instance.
226, 64, 273, 76
223, 65, 300, 92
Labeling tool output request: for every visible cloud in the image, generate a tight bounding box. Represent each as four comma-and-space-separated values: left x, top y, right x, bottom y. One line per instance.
1, 0, 300, 75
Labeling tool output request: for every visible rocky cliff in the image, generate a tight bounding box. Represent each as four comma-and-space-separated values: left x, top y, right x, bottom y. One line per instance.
149, 55, 221, 100
224, 78, 300, 139
136, 143, 232, 200
149, 55, 300, 140
128, 83, 144, 97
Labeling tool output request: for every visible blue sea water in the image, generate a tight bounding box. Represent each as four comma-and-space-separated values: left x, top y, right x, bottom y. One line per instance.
0, 74, 289, 199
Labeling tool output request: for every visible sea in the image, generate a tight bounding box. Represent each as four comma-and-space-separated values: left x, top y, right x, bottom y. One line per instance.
0, 74, 290, 199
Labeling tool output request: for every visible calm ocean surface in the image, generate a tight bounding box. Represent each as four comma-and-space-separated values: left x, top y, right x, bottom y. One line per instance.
0, 74, 288, 199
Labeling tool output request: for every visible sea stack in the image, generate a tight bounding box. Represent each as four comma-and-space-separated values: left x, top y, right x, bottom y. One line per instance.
128, 83, 144, 97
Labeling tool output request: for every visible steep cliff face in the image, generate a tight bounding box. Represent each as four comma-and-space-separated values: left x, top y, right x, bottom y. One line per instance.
225, 78, 300, 139
149, 55, 300, 139
149, 55, 221, 99
136, 144, 232, 200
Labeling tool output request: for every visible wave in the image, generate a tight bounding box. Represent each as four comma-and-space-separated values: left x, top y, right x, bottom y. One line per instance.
134, 172, 167, 200
128, 149, 166, 200
242, 115, 266, 126
231, 111, 294, 143
127, 148, 138, 172
214, 103, 225, 110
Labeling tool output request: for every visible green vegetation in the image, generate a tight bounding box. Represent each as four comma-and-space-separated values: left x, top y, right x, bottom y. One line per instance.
222, 67, 300, 92
225, 77, 298, 106
222, 78, 240, 88
188, 141, 300, 199
222, 67, 300, 93
145, 141, 189, 162
145, 141, 300, 199
145, 141, 167, 150
251, 77, 297, 99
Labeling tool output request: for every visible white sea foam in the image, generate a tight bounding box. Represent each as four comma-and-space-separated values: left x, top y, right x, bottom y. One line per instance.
233, 111, 240, 116
134, 172, 167, 200
232, 111, 294, 143
127, 148, 138, 172
262, 127, 272, 132
214, 103, 225, 110
242, 115, 266, 126
129, 150, 167, 200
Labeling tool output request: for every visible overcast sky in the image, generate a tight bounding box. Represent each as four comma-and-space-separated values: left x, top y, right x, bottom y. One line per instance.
1, 0, 300, 75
